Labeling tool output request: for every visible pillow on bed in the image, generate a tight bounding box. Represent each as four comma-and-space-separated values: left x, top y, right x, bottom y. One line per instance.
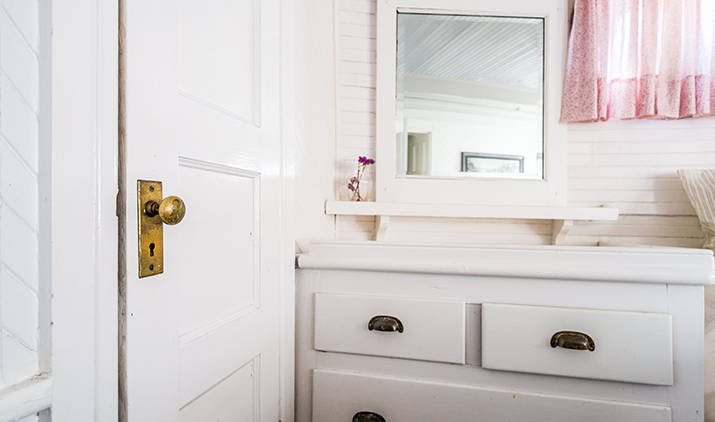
679, 169, 715, 251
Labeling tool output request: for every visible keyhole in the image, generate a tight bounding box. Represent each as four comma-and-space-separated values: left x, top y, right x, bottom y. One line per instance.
149, 242, 155, 257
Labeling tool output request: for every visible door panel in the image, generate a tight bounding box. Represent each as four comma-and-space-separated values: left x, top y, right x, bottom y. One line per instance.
177, 0, 260, 123
179, 357, 259, 422
125, 0, 283, 420
174, 159, 260, 337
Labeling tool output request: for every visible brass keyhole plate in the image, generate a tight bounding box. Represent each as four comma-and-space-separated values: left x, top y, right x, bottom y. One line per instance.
138, 180, 165, 277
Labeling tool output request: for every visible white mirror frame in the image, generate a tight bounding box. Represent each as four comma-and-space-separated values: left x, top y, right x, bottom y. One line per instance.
376, 0, 568, 206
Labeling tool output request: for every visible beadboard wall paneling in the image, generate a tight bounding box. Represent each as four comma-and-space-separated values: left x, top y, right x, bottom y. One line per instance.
335, 0, 377, 202
0, 0, 40, 388
334, 0, 710, 247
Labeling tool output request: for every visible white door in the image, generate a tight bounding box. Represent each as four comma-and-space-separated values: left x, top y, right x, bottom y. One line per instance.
124, 0, 286, 420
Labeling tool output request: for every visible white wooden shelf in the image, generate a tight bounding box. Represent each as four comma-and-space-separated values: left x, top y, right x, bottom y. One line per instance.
325, 201, 619, 244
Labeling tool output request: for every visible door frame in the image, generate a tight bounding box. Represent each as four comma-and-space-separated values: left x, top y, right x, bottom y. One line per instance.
278, 1, 298, 420
51, 0, 119, 420
50, 1, 296, 421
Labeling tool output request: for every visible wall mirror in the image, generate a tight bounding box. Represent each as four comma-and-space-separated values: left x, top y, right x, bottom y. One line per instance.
396, 13, 544, 180
377, 0, 567, 206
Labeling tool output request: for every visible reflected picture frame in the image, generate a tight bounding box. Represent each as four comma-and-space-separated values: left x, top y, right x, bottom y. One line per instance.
461, 152, 525, 174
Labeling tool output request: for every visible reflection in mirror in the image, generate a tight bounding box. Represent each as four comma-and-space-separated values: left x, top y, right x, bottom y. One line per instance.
396, 13, 544, 179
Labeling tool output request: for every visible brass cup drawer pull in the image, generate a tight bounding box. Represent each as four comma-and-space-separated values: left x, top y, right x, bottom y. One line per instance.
368, 315, 404, 333
353, 411, 386, 422
550, 331, 595, 352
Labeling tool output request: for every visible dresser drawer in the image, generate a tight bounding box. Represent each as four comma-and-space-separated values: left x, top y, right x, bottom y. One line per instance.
312, 369, 672, 422
314, 293, 465, 364
481, 303, 673, 385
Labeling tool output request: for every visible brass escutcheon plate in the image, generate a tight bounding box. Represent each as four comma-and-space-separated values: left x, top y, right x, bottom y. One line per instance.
137, 180, 164, 277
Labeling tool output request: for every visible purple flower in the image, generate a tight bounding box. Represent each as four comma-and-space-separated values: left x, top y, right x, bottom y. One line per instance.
358, 156, 375, 165
350, 176, 358, 183
347, 183, 355, 191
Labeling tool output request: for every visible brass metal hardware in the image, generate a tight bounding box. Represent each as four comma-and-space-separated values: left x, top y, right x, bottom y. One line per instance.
550, 331, 595, 352
144, 195, 186, 225
352, 411, 386, 422
137, 180, 186, 278
368, 315, 404, 333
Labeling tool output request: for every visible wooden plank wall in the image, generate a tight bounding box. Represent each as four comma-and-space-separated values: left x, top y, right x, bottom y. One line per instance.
0, 0, 42, 395
333, 0, 711, 248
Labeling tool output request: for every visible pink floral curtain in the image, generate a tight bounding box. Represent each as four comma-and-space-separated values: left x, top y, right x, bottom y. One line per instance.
561, 0, 715, 122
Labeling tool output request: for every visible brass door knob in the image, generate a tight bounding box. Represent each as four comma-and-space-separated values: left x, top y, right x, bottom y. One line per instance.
144, 195, 186, 225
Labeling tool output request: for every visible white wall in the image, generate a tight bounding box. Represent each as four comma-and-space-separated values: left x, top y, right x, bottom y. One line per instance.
0, 0, 43, 398
322, 0, 710, 249
294, 0, 339, 250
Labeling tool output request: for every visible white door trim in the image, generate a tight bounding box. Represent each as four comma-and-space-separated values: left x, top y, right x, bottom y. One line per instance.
279, 0, 297, 420
50, 0, 119, 420
0, 378, 53, 421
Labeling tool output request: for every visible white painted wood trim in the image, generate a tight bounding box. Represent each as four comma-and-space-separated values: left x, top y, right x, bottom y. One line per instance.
279, 0, 297, 420
552, 219, 574, 245
314, 293, 466, 364
373, 215, 391, 241
37, 0, 53, 382
0, 377, 52, 421
312, 369, 673, 422
326, 201, 618, 221
481, 303, 674, 385
51, 0, 119, 420
297, 241, 715, 285
327, 200, 618, 243
376, 0, 568, 207
666, 285, 705, 420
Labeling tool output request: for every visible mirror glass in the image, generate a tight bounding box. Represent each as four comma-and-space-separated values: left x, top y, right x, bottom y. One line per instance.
396, 13, 544, 179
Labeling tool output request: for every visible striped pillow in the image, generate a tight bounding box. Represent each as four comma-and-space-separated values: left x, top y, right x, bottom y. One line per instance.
678, 169, 715, 252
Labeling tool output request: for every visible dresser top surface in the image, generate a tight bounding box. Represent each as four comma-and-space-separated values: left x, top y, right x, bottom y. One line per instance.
297, 241, 714, 285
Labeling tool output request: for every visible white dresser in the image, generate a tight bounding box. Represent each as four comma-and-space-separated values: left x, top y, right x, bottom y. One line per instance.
296, 241, 714, 422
